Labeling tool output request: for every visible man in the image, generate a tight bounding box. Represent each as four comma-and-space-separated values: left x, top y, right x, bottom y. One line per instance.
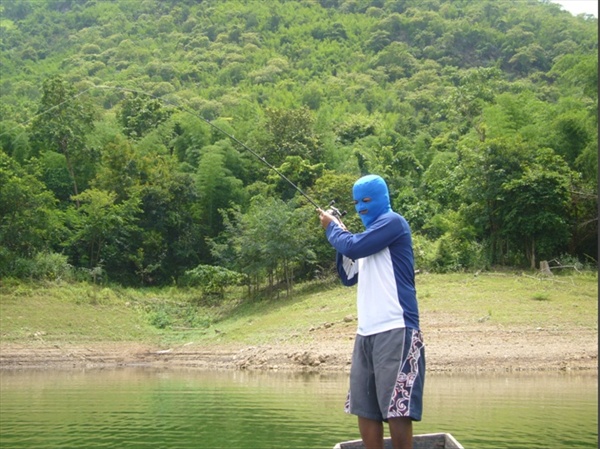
318, 174, 425, 449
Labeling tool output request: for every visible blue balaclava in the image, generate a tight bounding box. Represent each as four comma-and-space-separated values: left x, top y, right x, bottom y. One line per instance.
352, 174, 391, 228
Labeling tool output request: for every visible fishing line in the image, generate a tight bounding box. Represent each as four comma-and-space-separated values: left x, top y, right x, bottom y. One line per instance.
1, 84, 324, 210
0, 85, 98, 135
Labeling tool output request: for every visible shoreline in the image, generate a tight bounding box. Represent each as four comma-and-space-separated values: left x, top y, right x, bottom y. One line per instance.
1, 325, 597, 373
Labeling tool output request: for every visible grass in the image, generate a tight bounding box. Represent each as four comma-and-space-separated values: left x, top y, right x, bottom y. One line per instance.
416, 271, 598, 328
0, 271, 597, 348
0, 281, 156, 343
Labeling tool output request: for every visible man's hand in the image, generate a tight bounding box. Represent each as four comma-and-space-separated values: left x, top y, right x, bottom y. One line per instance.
318, 208, 347, 230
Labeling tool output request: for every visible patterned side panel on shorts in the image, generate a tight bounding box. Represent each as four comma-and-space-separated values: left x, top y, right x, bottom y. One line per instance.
387, 330, 424, 418
344, 391, 351, 414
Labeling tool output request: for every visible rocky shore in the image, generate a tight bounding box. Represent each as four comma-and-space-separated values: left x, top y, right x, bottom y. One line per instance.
1, 321, 597, 373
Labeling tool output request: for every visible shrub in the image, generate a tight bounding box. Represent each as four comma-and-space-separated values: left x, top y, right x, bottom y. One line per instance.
181, 264, 244, 300
0, 251, 73, 281
413, 233, 489, 273
412, 233, 437, 272
30, 252, 73, 281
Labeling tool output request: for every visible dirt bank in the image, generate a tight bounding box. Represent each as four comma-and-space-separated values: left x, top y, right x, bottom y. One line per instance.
1, 319, 597, 373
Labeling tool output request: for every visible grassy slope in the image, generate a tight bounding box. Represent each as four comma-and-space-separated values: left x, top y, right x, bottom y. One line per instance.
0, 272, 597, 348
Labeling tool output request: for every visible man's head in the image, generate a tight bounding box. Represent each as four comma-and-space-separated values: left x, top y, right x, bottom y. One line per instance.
352, 174, 391, 228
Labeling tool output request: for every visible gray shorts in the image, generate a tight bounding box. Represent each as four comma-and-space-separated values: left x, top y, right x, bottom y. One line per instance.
345, 327, 425, 422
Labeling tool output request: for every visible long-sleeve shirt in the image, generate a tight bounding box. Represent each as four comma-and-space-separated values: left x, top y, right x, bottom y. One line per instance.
325, 211, 420, 336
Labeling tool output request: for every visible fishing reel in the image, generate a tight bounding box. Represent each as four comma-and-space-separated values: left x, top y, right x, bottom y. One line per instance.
326, 200, 347, 222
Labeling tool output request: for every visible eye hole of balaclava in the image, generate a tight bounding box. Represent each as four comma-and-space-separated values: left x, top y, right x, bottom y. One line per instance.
352, 175, 391, 228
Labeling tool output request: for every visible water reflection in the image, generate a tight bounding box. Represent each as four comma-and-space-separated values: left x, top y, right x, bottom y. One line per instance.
0, 369, 597, 448
418, 372, 598, 448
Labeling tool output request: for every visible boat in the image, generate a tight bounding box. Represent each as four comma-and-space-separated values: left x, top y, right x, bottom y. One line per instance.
334, 432, 464, 449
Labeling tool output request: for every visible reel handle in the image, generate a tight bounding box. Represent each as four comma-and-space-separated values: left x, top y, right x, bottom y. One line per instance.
326, 200, 347, 228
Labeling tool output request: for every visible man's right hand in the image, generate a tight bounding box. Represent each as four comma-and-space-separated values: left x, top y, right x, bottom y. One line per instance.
318, 209, 347, 230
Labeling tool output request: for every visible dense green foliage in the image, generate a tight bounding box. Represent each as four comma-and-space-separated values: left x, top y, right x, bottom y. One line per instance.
0, 0, 597, 291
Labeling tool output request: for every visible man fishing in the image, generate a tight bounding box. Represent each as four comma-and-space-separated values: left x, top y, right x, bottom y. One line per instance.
318, 174, 425, 449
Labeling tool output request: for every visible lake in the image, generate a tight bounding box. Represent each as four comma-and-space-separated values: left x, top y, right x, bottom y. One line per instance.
0, 368, 596, 448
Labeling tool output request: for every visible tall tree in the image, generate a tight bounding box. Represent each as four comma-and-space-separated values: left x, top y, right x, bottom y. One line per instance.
0, 152, 64, 271
498, 149, 573, 269
29, 76, 96, 208
211, 195, 316, 295
67, 188, 141, 272
195, 142, 246, 241
92, 136, 205, 284
455, 138, 530, 265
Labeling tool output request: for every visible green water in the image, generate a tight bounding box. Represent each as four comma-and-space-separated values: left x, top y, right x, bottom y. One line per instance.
0, 369, 596, 448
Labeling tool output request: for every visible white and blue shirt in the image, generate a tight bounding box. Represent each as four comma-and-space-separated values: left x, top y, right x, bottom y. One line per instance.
325, 211, 420, 336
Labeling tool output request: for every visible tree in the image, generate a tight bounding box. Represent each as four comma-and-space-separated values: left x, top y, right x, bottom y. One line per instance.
169, 113, 212, 167
365, 29, 391, 53
499, 150, 572, 269
335, 114, 377, 145
370, 41, 417, 81
195, 142, 246, 233
455, 138, 530, 265
211, 196, 316, 296
0, 121, 30, 163
132, 154, 205, 284
551, 109, 594, 166
92, 136, 205, 284
266, 156, 325, 202
444, 67, 504, 139
38, 150, 74, 203
118, 93, 174, 140
259, 107, 322, 166
551, 53, 598, 102
92, 136, 140, 202
67, 188, 141, 271
29, 76, 96, 208
1, 0, 597, 280
0, 152, 65, 274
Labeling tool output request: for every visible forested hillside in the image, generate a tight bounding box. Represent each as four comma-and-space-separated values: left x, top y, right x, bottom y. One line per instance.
0, 0, 597, 290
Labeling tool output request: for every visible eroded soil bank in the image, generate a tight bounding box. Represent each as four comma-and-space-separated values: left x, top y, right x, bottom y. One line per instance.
1, 322, 597, 373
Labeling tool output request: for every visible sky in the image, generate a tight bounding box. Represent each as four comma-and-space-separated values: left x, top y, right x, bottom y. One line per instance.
551, 0, 598, 17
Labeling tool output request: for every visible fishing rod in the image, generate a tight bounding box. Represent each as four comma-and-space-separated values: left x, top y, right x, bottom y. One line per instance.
1, 84, 345, 218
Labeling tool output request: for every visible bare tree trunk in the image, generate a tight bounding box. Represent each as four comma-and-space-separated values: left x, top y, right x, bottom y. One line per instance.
530, 239, 536, 270
283, 260, 292, 296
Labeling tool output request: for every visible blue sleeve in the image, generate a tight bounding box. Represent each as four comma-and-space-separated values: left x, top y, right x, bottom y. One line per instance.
325, 214, 405, 260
